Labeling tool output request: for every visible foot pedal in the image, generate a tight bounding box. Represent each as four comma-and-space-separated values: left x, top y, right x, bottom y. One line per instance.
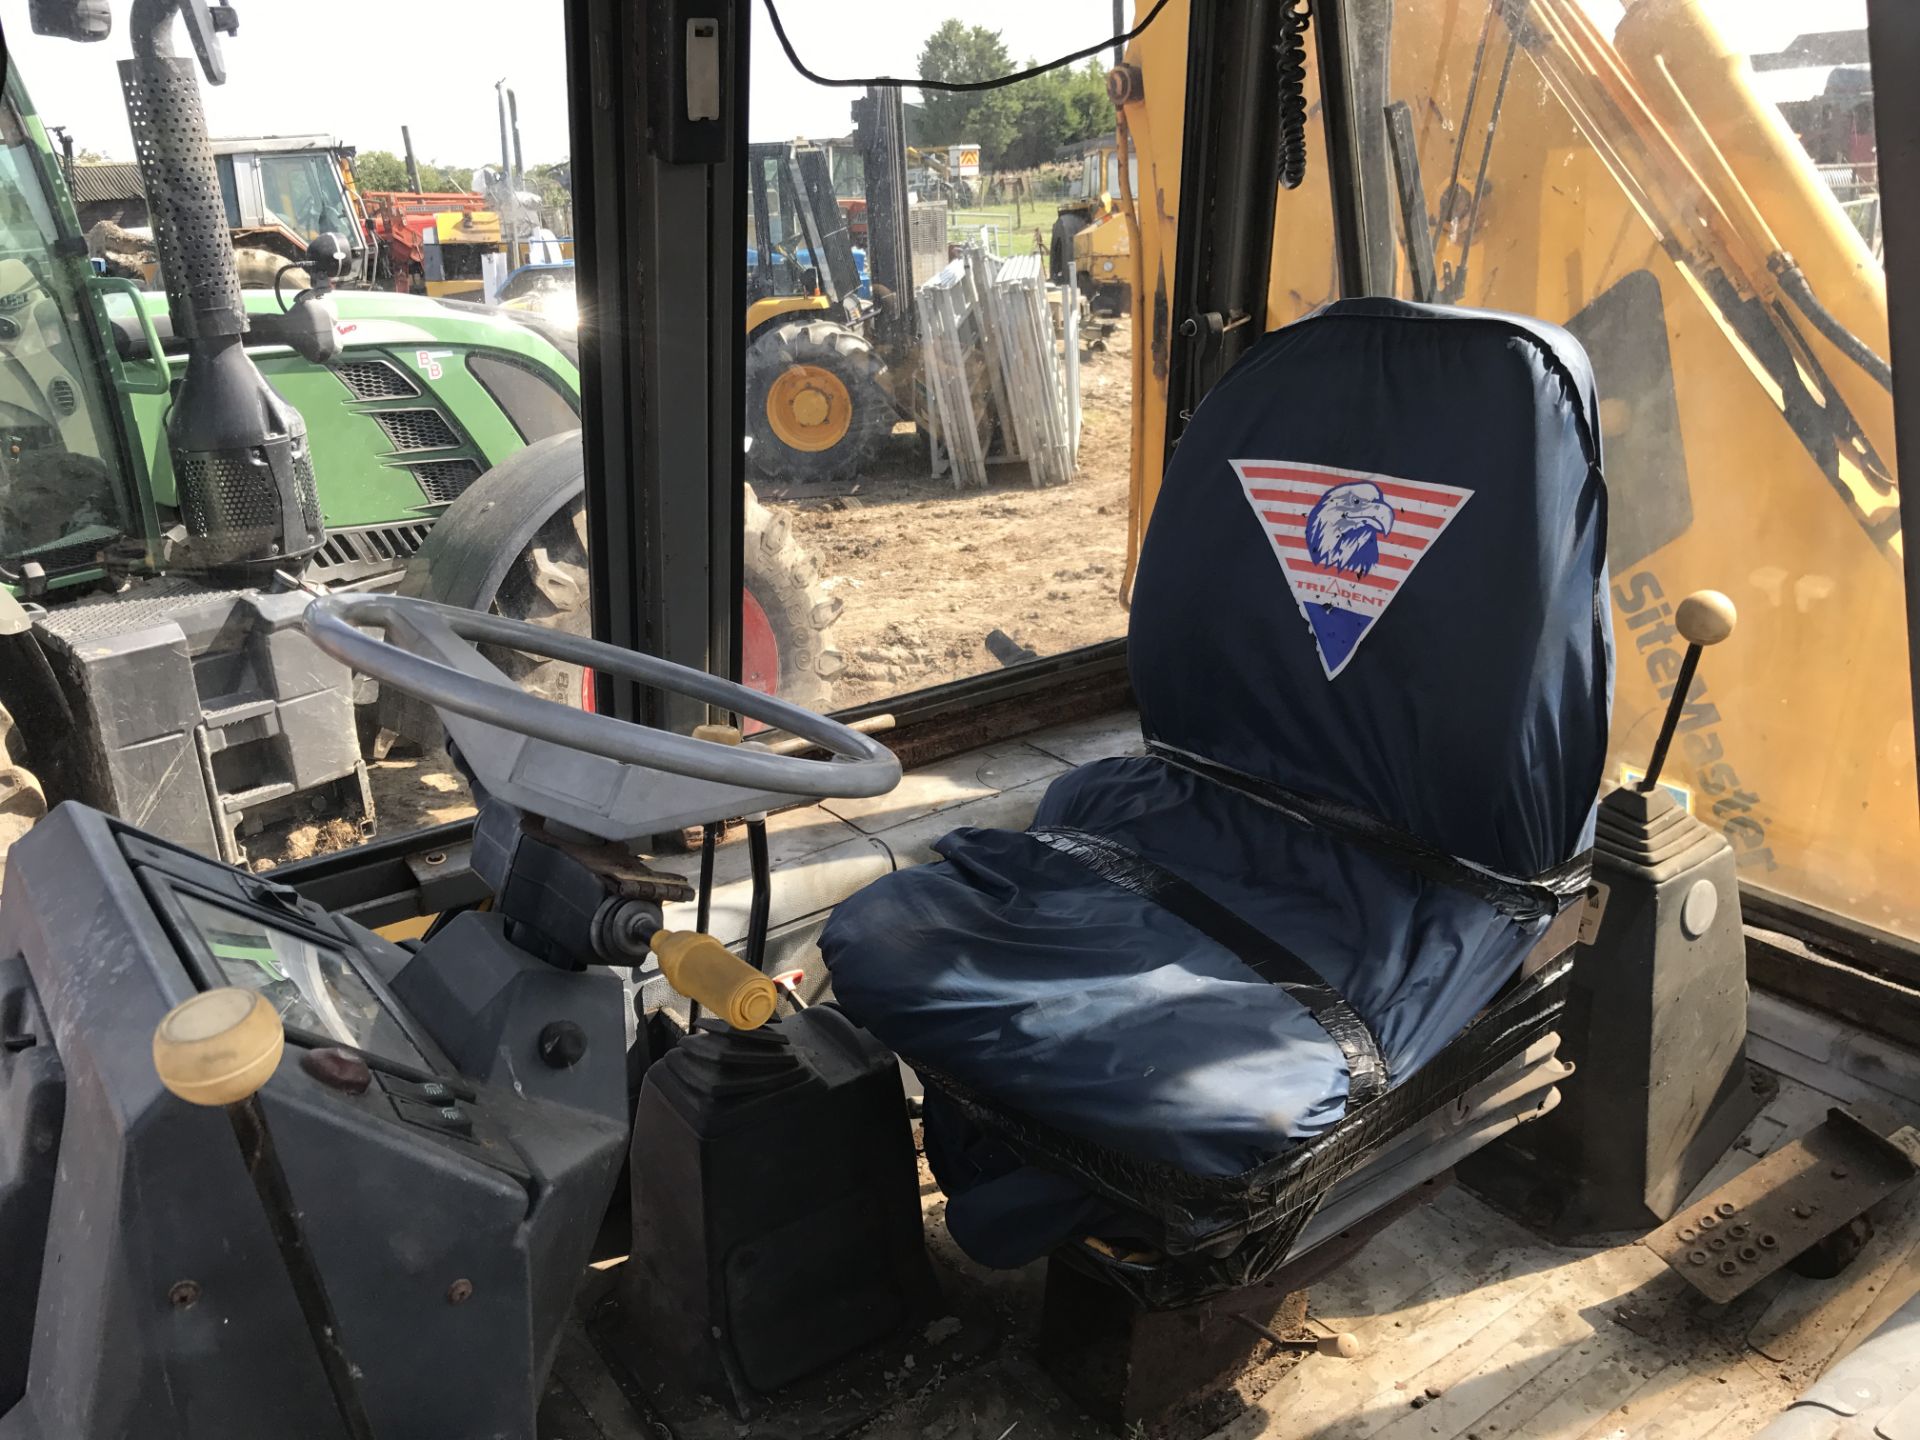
1641, 1107, 1920, 1302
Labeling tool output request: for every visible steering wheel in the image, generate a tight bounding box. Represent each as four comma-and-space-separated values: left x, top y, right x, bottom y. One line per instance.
302, 592, 900, 803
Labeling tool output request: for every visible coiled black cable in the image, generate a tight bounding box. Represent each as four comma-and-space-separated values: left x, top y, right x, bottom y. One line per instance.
1277, 0, 1314, 191
761, 0, 1173, 92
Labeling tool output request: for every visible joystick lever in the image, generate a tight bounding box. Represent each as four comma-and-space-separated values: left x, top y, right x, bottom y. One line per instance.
1637, 590, 1737, 793
154, 989, 376, 1440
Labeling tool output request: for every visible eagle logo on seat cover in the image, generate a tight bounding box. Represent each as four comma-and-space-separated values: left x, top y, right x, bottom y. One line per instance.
1305, 481, 1397, 575
1230, 459, 1474, 679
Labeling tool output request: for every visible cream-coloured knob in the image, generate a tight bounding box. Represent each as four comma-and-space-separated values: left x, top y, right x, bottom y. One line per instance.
1319, 1332, 1363, 1359
1676, 590, 1737, 646
692, 723, 743, 746
153, 988, 284, 1107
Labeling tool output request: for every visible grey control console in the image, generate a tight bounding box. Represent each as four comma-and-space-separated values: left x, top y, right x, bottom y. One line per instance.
0, 803, 630, 1440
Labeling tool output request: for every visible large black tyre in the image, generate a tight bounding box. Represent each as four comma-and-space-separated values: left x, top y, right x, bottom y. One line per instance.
484, 497, 594, 708
1050, 211, 1091, 285
483, 487, 844, 713
745, 321, 892, 486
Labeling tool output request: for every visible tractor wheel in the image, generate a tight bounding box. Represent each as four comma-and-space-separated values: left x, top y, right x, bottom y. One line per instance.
484, 496, 594, 709
482, 488, 844, 714
1050, 212, 1090, 286
0, 702, 48, 899
745, 321, 891, 485
740, 486, 843, 712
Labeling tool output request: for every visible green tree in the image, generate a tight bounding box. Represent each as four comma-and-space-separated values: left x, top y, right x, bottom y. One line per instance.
998, 78, 1071, 170
909, 24, 1114, 172
1063, 59, 1112, 140
352, 149, 474, 195
353, 149, 410, 191
914, 20, 1013, 147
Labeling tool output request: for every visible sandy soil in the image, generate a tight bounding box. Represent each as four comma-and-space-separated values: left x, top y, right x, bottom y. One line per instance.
363, 749, 477, 843
351, 319, 1139, 845
767, 320, 1137, 710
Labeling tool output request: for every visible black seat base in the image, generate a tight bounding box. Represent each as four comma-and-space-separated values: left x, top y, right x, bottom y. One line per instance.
922, 953, 1575, 1310
1036, 1176, 1442, 1436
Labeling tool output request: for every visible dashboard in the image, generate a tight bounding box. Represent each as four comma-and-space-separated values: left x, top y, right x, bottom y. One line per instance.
130, 827, 444, 1082
0, 801, 633, 1437
159, 880, 430, 1074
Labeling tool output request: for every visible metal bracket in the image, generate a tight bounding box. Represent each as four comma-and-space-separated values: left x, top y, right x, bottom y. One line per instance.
1577, 880, 1610, 945
1641, 1107, 1920, 1302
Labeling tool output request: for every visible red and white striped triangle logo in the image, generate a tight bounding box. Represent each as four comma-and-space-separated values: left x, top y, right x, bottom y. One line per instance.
1230, 459, 1474, 679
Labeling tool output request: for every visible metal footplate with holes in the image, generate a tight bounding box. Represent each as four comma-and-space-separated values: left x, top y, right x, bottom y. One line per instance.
1641, 1108, 1920, 1302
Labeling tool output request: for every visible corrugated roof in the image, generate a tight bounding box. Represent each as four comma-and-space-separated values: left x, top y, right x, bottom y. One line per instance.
70, 163, 146, 204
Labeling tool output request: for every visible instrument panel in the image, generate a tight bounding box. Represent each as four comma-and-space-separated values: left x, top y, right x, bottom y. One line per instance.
152, 873, 432, 1075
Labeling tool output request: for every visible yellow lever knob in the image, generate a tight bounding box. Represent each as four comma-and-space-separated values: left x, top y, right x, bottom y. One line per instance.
1676, 590, 1737, 646
651, 930, 779, 1030
153, 988, 284, 1107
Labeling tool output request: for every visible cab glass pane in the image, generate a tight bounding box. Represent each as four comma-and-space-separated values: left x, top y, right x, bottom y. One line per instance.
1347, 0, 1909, 934
0, 19, 582, 868
743, 3, 1144, 713
0, 82, 132, 575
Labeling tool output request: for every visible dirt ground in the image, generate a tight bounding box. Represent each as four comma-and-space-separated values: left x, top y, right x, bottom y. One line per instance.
764, 319, 1136, 710
350, 319, 1139, 848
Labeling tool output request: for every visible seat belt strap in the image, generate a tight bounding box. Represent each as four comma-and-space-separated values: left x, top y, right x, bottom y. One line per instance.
1145, 740, 1592, 923
1027, 827, 1390, 1107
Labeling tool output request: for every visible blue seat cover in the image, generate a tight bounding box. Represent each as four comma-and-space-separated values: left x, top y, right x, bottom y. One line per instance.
822, 300, 1613, 1267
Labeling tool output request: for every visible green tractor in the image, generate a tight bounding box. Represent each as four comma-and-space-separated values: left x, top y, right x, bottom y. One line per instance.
0, 39, 841, 881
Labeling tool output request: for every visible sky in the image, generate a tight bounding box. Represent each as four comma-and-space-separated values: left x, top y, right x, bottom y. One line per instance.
0, 0, 1869, 172
0, 0, 1124, 167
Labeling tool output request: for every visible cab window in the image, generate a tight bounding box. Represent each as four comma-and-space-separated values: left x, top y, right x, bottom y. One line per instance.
1308, 0, 1909, 936
0, 89, 128, 575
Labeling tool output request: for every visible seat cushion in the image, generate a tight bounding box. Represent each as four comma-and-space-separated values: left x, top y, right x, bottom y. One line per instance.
822, 301, 1610, 1269
823, 756, 1548, 1256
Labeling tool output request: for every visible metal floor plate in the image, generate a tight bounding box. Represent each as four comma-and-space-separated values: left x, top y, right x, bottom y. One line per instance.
1642, 1106, 1920, 1302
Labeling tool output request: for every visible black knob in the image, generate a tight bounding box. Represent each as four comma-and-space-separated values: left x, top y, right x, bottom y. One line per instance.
538, 1021, 588, 1070
299, 1047, 372, 1094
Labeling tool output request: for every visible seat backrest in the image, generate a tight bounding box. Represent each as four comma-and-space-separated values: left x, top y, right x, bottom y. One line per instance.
1128, 299, 1612, 879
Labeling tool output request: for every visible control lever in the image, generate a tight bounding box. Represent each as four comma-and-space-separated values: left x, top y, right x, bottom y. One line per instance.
1637, 589, 1736, 793
152, 988, 376, 1440
651, 931, 779, 1030
1227, 1311, 1364, 1359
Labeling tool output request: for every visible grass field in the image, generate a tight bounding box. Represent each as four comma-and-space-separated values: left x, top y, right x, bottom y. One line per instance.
945, 199, 1068, 258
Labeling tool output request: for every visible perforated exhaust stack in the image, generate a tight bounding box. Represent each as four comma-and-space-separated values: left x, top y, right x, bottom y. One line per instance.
120, 0, 323, 575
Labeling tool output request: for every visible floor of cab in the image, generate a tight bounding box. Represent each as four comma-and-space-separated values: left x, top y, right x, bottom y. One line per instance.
543, 711, 1920, 1440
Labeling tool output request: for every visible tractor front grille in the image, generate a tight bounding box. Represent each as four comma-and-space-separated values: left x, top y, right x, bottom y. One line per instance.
373, 408, 461, 453
407, 459, 483, 504
335, 359, 420, 400
305, 521, 432, 586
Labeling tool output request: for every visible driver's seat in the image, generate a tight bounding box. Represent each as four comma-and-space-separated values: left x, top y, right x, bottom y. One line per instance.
820, 299, 1612, 1302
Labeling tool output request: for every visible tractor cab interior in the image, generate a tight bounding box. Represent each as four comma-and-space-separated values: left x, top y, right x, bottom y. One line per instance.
4, 1, 1920, 1439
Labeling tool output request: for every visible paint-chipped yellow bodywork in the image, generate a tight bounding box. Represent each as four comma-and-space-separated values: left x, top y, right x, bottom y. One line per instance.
1115, 0, 1915, 934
